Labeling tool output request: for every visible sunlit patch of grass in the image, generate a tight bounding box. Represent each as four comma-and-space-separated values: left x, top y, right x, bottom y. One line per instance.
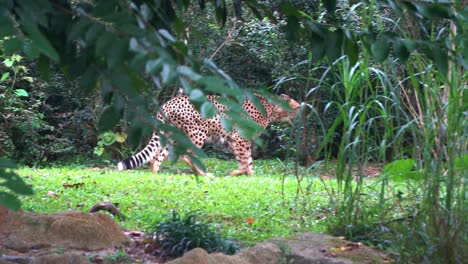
17, 158, 333, 244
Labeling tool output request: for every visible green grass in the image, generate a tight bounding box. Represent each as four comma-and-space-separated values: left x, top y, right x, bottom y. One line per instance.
17, 158, 333, 244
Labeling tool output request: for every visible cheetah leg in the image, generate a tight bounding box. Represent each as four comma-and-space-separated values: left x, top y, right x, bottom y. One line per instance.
148, 134, 169, 173
181, 129, 208, 176
181, 156, 207, 176
150, 147, 169, 173
228, 134, 254, 176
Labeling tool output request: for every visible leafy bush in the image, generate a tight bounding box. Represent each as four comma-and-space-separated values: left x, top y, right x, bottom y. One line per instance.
0, 49, 98, 165
152, 211, 240, 257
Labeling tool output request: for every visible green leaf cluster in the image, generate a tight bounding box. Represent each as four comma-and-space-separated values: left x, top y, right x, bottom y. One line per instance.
153, 210, 240, 257
94, 131, 127, 156
278, 0, 465, 73
0, 158, 33, 210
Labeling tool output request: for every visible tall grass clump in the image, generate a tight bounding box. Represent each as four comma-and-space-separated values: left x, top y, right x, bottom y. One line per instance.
307, 55, 402, 233
285, 1, 467, 262
391, 50, 467, 263
304, 52, 466, 263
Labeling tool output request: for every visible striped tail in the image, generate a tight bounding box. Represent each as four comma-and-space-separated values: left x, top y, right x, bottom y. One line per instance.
117, 133, 160, 170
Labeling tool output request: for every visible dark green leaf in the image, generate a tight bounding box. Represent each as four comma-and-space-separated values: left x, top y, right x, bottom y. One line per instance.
187, 155, 206, 174
0, 15, 15, 38
80, 67, 99, 92
1, 171, 34, 195
161, 63, 176, 84
247, 93, 266, 117
200, 101, 218, 119
393, 39, 410, 62
0, 158, 17, 169
177, 66, 202, 81
371, 36, 390, 63
146, 59, 163, 74
189, 89, 206, 103
401, 39, 417, 53
115, 68, 141, 96
233, 0, 242, 18
95, 32, 114, 58
322, 0, 337, 14
38, 55, 50, 81
101, 79, 114, 104
432, 45, 448, 77
128, 121, 144, 147
23, 41, 40, 59
107, 38, 128, 69
173, 17, 185, 36
215, 0, 227, 25
98, 105, 123, 131
3, 38, 23, 55
68, 18, 91, 42
0, 192, 21, 211
19, 12, 59, 61
85, 24, 104, 44
414, 3, 451, 19
198, 77, 241, 97
344, 37, 359, 65
220, 116, 233, 132
326, 30, 343, 61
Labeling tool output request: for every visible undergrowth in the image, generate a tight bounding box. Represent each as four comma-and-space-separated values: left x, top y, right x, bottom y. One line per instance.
153, 210, 240, 257
16, 157, 425, 251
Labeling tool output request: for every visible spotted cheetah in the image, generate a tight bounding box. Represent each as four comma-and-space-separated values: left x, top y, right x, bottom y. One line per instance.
117, 94, 300, 176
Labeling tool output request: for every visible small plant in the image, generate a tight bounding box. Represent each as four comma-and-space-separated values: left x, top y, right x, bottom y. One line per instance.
153, 210, 240, 257
104, 248, 131, 264
94, 131, 127, 156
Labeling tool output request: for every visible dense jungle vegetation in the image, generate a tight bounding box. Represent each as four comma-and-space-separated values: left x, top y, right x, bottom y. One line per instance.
0, 0, 466, 263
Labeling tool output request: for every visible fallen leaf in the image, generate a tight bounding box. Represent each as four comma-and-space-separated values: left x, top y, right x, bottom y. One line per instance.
62, 182, 85, 188
47, 191, 59, 197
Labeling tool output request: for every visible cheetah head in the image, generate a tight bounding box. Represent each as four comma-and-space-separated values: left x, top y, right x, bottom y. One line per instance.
272, 94, 301, 124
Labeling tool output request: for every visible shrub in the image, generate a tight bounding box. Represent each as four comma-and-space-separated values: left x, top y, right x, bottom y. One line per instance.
152, 211, 240, 257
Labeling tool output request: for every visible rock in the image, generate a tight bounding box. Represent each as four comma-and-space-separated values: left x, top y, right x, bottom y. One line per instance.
166, 248, 215, 264
0, 208, 130, 251
0, 255, 29, 264
270, 233, 386, 264
33, 253, 90, 264
168, 233, 389, 264
167, 243, 282, 264
234, 242, 283, 264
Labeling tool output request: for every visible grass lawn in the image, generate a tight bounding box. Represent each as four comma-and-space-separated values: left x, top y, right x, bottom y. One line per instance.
17, 158, 335, 245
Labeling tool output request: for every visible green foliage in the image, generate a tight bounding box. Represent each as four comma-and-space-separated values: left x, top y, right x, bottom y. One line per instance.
103, 249, 131, 264
0, 47, 97, 165
0, 1, 280, 171
0, 51, 48, 162
0, 158, 33, 210
94, 131, 127, 157
153, 210, 240, 257
18, 159, 332, 243
380, 159, 424, 182
0, 0, 466, 262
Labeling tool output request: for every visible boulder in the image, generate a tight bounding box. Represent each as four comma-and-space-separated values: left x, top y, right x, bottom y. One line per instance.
168, 233, 389, 264
0, 208, 130, 252
167, 243, 282, 264
33, 253, 90, 264
270, 233, 384, 264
